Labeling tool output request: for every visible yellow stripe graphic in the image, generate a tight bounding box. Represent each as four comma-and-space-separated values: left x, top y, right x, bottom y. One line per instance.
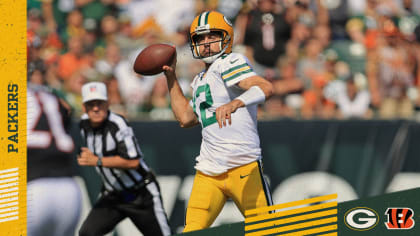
245, 209, 337, 231
245, 193, 337, 216
245, 217, 337, 236
244, 194, 338, 236
222, 66, 251, 80
245, 201, 337, 224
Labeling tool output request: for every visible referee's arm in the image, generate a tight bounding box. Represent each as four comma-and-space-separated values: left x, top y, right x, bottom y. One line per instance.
77, 147, 140, 169
77, 124, 142, 169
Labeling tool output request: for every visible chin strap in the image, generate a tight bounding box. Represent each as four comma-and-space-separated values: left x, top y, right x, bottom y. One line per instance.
201, 47, 227, 63
200, 41, 229, 63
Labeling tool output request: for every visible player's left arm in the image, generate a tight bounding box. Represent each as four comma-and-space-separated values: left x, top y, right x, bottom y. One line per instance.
215, 75, 273, 128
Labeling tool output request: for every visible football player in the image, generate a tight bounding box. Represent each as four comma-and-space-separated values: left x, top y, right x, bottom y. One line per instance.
27, 62, 82, 236
163, 11, 274, 232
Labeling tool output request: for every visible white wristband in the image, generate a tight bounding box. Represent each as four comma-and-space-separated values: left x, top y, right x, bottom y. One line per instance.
235, 86, 266, 106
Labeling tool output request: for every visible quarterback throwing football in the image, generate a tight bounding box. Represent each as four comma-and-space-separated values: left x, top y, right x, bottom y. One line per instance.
163, 11, 274, 232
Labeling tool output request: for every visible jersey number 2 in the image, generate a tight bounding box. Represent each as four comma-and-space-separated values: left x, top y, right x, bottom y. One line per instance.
195, 84, 217, 127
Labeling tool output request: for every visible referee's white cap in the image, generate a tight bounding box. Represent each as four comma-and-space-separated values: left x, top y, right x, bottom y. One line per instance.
82, 82, 108, 103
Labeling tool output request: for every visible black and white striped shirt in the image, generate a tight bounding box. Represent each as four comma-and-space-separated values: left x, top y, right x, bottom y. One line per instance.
80, 111, 151, 192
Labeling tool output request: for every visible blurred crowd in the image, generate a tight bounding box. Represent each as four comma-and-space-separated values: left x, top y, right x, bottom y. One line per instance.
27, 0, 420, 121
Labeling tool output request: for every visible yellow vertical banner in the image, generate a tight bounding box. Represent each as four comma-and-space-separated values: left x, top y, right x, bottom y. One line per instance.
0, 0, 27, 235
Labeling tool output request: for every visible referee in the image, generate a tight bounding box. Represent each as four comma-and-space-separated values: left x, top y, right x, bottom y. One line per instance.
77, 82, 171, 236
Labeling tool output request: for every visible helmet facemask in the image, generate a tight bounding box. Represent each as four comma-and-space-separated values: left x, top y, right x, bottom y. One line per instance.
190, 30, 231, 64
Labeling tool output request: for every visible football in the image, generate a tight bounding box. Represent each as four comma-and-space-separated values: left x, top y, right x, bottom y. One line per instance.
133, 44, 176, 75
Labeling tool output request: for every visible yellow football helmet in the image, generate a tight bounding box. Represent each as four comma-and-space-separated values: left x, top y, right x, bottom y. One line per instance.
189, 11, 234, 63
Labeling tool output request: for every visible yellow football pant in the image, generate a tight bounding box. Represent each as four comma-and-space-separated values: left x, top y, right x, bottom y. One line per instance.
183, 160, 272, 232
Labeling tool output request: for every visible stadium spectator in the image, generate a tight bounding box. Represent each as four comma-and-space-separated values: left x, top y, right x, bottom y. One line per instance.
266, 57, 304, 118
28, 59, 47, 85
313, 24, 332, 50
61, 70, 87, 117
260, 94, 289, 119
324, 74, 371, 119
327, 18, 367, 74
28, 8, 45, 37
285, 21, 312, 63
60, 9, 85, 44
57, 36, 91, 80
82, 18, 100, 53
39, 0, 73, 32
114, 14, 143, 58
44, 56, 62, 89
296, 38, 330, 118
241, 0, 291, 80
367, 18, 415, 119
143, 76, 174, 120
105, 75, 127, 117
98, 14, 119, 46
95, 42, 121, 77
274, 57, 304, 95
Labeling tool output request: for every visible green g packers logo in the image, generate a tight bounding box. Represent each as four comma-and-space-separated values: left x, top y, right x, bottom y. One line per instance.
344, 207, 379, 231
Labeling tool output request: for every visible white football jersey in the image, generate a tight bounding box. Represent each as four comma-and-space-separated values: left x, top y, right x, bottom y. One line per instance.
189, 53, 262, 176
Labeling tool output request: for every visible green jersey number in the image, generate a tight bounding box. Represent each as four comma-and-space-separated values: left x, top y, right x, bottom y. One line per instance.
194, 84, 217, 127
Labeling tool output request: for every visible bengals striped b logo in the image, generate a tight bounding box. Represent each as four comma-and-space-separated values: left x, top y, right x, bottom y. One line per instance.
385, 208, 415, 229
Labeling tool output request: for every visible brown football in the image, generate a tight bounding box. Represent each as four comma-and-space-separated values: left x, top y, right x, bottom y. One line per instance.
133, 44, 176, 75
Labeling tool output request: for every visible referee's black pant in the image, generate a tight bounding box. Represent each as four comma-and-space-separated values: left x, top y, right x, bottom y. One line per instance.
79, 181, 171, 236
